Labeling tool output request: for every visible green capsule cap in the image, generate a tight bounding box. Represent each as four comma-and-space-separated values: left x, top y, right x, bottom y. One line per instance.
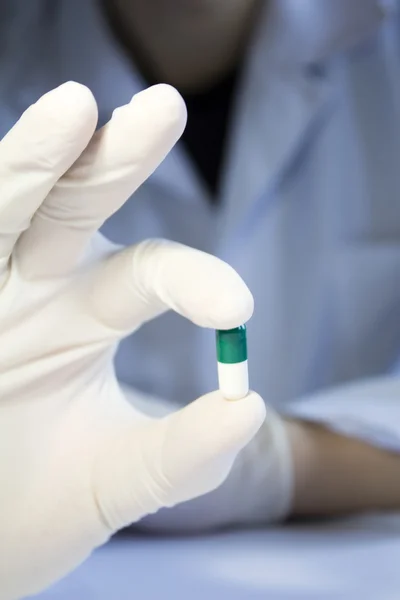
216, 325, 247, 364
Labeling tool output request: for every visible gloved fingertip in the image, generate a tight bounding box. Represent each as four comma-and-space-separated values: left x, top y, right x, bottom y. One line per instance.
194, 389, 266, 450
163, 389, 266, 469
33, 81, 98, 136
128, 83, 187, 135
168, 250, 254, 329
205, 276, 254, 330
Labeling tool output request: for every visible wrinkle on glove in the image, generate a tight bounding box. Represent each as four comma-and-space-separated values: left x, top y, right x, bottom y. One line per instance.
0, 82, 267, 600
125, 389, 294, 532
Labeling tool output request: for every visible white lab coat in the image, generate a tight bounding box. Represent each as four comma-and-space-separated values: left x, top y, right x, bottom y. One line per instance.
1, 0, 400, 450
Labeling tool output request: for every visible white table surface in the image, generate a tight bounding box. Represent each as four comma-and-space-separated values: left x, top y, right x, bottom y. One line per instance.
35, 514, 400, 600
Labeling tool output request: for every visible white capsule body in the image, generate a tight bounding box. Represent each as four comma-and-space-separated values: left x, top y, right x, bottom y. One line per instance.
217, 360, 249, 400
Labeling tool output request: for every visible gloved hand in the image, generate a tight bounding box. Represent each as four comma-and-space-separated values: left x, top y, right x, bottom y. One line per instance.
0, 82, 266, 600
122, 385, 293, 533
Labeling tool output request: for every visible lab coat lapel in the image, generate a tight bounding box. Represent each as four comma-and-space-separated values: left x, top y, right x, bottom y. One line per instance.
220, 0, 386, 234
149, 143, 210, 206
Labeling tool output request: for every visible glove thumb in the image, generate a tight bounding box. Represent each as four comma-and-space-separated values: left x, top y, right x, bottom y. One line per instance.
93, 391, 266, 531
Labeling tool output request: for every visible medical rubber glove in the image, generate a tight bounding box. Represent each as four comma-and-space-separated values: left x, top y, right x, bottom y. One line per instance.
0, 82, 267, 600
122, 386, 293, 533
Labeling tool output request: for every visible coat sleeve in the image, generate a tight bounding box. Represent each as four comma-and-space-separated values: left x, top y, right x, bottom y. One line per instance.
283, 376, 400, 452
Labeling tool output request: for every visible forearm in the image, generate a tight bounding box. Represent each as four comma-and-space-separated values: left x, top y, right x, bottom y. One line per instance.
287, 419, 400, 517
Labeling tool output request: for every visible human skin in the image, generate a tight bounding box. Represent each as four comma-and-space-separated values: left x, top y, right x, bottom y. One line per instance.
103, 0, 261, 91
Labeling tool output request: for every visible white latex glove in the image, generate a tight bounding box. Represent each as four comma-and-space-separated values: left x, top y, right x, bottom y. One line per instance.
122, 386, 293, 532
0, 82, 266, 600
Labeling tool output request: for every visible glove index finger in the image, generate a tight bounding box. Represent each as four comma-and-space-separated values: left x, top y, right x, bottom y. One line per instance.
87, 239, 254, 336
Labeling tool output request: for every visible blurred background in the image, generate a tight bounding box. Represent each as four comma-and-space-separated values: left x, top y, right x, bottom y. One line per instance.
2, 0, 400, 598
